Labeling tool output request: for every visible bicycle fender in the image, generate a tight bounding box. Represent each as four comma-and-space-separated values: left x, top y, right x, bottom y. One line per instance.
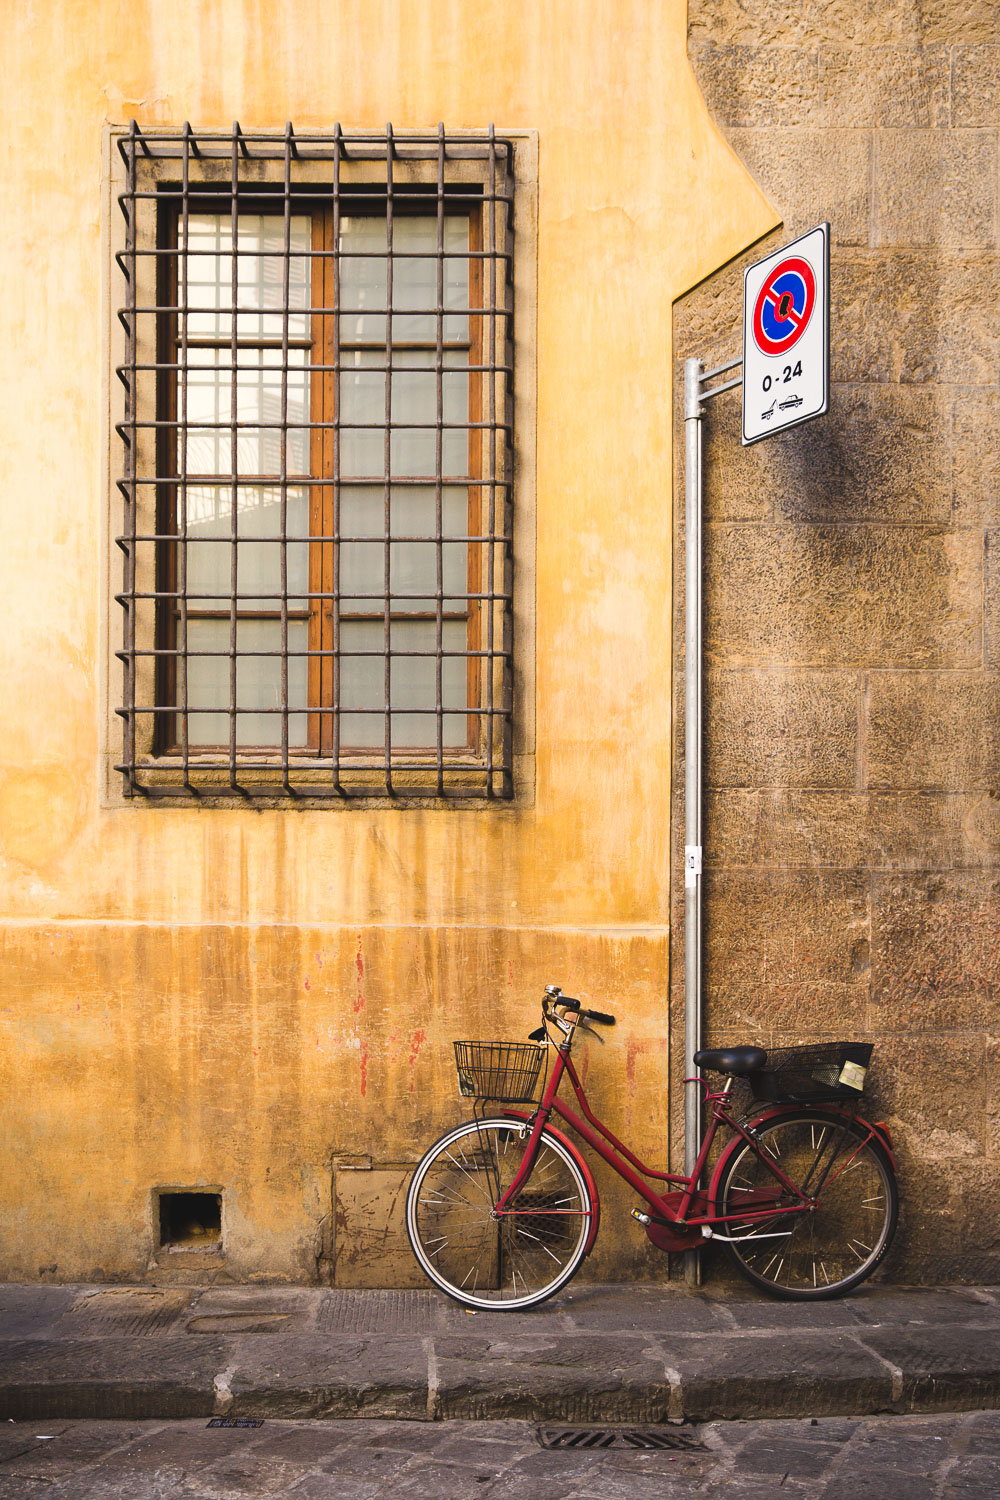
708, 1104, 898, 1210
501, 1110, 601, 1256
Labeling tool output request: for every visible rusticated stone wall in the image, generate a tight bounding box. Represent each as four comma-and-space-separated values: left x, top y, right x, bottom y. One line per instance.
674, 3, 1000, 1282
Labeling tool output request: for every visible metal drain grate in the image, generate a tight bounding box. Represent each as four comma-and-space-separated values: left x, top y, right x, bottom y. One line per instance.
537, 1426, 706, 1451
206, 1418, 265, 1429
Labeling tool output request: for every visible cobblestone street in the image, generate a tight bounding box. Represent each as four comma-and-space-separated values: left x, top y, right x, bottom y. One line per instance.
2, 1411, 999, 1499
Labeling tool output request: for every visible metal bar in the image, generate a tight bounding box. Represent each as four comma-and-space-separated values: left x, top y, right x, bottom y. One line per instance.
699, 374, 742, 402
122, 120, 139, 796
383, 123, 394, 796
700, 356, 742, 382
280, 123, 293, 795
500, 139, 515, 799
683, 355, 704, 1288
179, 122, 192, 788
484, 125, 497, 795
331, 122, 344, 793
434, 122, 446, 794
228, 123, 241, 792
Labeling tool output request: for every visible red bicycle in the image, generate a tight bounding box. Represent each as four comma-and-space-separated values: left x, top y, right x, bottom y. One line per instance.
406, 985, 899, 1309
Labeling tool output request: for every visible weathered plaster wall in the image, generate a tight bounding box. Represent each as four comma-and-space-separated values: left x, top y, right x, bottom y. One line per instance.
677, 0, 1000, 1281
1, 0, 775, 1281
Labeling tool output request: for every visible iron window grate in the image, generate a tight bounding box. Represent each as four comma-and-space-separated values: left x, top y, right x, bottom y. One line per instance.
115, 121, 515, 801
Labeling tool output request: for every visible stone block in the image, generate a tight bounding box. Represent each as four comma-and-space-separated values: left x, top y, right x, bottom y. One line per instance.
871, 872, 1000, 1006
705, 525, 982, 669
704, 869, 870, 987
690, 0, 1000, 46
860, 1326, 1000, 1410
867, 674, 1000, 792
704, 980, 870, 1046
918, 6, 1000, 42
833, 254, 1000, 385
875, 130, 997, 249
953, 389, 1000, 527
705, 789, 1000, 871
728, 129, 871, 246
816, 45, 951, 127
688, 43, 819, 128
692, 382, 952, 527
705, 669, 858, 789
673, 1332, 892, 1421
952, 45, 1000, 127
987, 531, 1000, 669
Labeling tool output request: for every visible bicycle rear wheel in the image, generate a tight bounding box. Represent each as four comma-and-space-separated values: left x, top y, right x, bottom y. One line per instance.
405, 1117, 593, 1310
715, 1110, 898, 1300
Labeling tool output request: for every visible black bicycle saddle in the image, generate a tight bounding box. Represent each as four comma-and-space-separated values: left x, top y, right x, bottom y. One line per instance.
693, 1046, 767, 1076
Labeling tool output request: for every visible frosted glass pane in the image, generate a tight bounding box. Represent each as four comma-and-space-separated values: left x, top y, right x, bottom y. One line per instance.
339, 214, 468, 343
339, 486, 467, 610
339, 619, 467, 749
186, 347, 308, 477
186, 487, 308, 609
186, 214, 310, 341
186, 619, 308, 748
339, 349, 468, 478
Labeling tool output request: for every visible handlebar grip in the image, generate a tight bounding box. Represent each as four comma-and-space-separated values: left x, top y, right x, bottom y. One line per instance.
582, 1008, 616, 1026
557, 996, 581, 1012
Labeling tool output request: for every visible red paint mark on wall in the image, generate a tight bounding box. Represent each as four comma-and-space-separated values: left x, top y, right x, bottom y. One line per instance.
359, 1040, 369, 1097
355, 938, 366, 1014
303, 977, 311, 991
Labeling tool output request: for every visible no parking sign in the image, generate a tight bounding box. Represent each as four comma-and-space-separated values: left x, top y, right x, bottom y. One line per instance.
742, 223, 829, 445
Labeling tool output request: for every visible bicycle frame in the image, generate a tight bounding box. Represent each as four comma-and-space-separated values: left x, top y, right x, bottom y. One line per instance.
494, 1031, 891, 1242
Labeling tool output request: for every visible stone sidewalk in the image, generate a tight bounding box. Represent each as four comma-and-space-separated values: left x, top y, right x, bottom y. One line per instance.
2, 1282, 998, 1425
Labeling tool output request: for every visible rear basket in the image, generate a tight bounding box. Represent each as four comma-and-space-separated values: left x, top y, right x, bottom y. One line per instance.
453, 1040, 545, 1102
750, 1042, 874, 1104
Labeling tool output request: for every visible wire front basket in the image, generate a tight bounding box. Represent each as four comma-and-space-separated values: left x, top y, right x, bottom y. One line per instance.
749, 1042, 875, 1104
454, 1041, 546, 1102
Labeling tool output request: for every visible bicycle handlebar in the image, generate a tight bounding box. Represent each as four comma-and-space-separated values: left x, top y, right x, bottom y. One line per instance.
542, 987, 616, 1028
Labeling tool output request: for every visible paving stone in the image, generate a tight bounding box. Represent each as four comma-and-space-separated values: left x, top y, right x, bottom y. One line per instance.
965, 1410, 1000, 1454
847, 1288, 1000, 1328
729, 1433, 843, 1475
558, 1284, 728, 1334
943, 1455, 1000, 1494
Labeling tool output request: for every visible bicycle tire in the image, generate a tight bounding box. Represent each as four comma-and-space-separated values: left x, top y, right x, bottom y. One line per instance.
405, 1117, 593, 1310
714, 1109, 898, 1300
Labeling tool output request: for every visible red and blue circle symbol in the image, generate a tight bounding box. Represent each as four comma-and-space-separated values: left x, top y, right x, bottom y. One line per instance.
752, 256, 816, 356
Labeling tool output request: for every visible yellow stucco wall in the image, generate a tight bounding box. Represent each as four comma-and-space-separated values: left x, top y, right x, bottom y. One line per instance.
1, 0, 775, 1281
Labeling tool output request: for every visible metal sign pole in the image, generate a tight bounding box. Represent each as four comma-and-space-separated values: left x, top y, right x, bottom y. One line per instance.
682, 354, 741, 1285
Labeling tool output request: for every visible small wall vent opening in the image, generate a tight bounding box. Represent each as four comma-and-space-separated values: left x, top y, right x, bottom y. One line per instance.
158, 1191, 222, 1251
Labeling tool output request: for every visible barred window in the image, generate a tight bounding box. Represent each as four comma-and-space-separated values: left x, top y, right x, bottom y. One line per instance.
115, 122, 514, 801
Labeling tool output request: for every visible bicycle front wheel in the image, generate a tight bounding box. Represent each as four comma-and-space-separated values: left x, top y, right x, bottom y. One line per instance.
406, 1117, 593, 1310
715, 1110, 898, 1300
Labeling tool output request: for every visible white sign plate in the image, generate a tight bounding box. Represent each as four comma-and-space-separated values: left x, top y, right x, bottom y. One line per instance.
742, 222, 829, 446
